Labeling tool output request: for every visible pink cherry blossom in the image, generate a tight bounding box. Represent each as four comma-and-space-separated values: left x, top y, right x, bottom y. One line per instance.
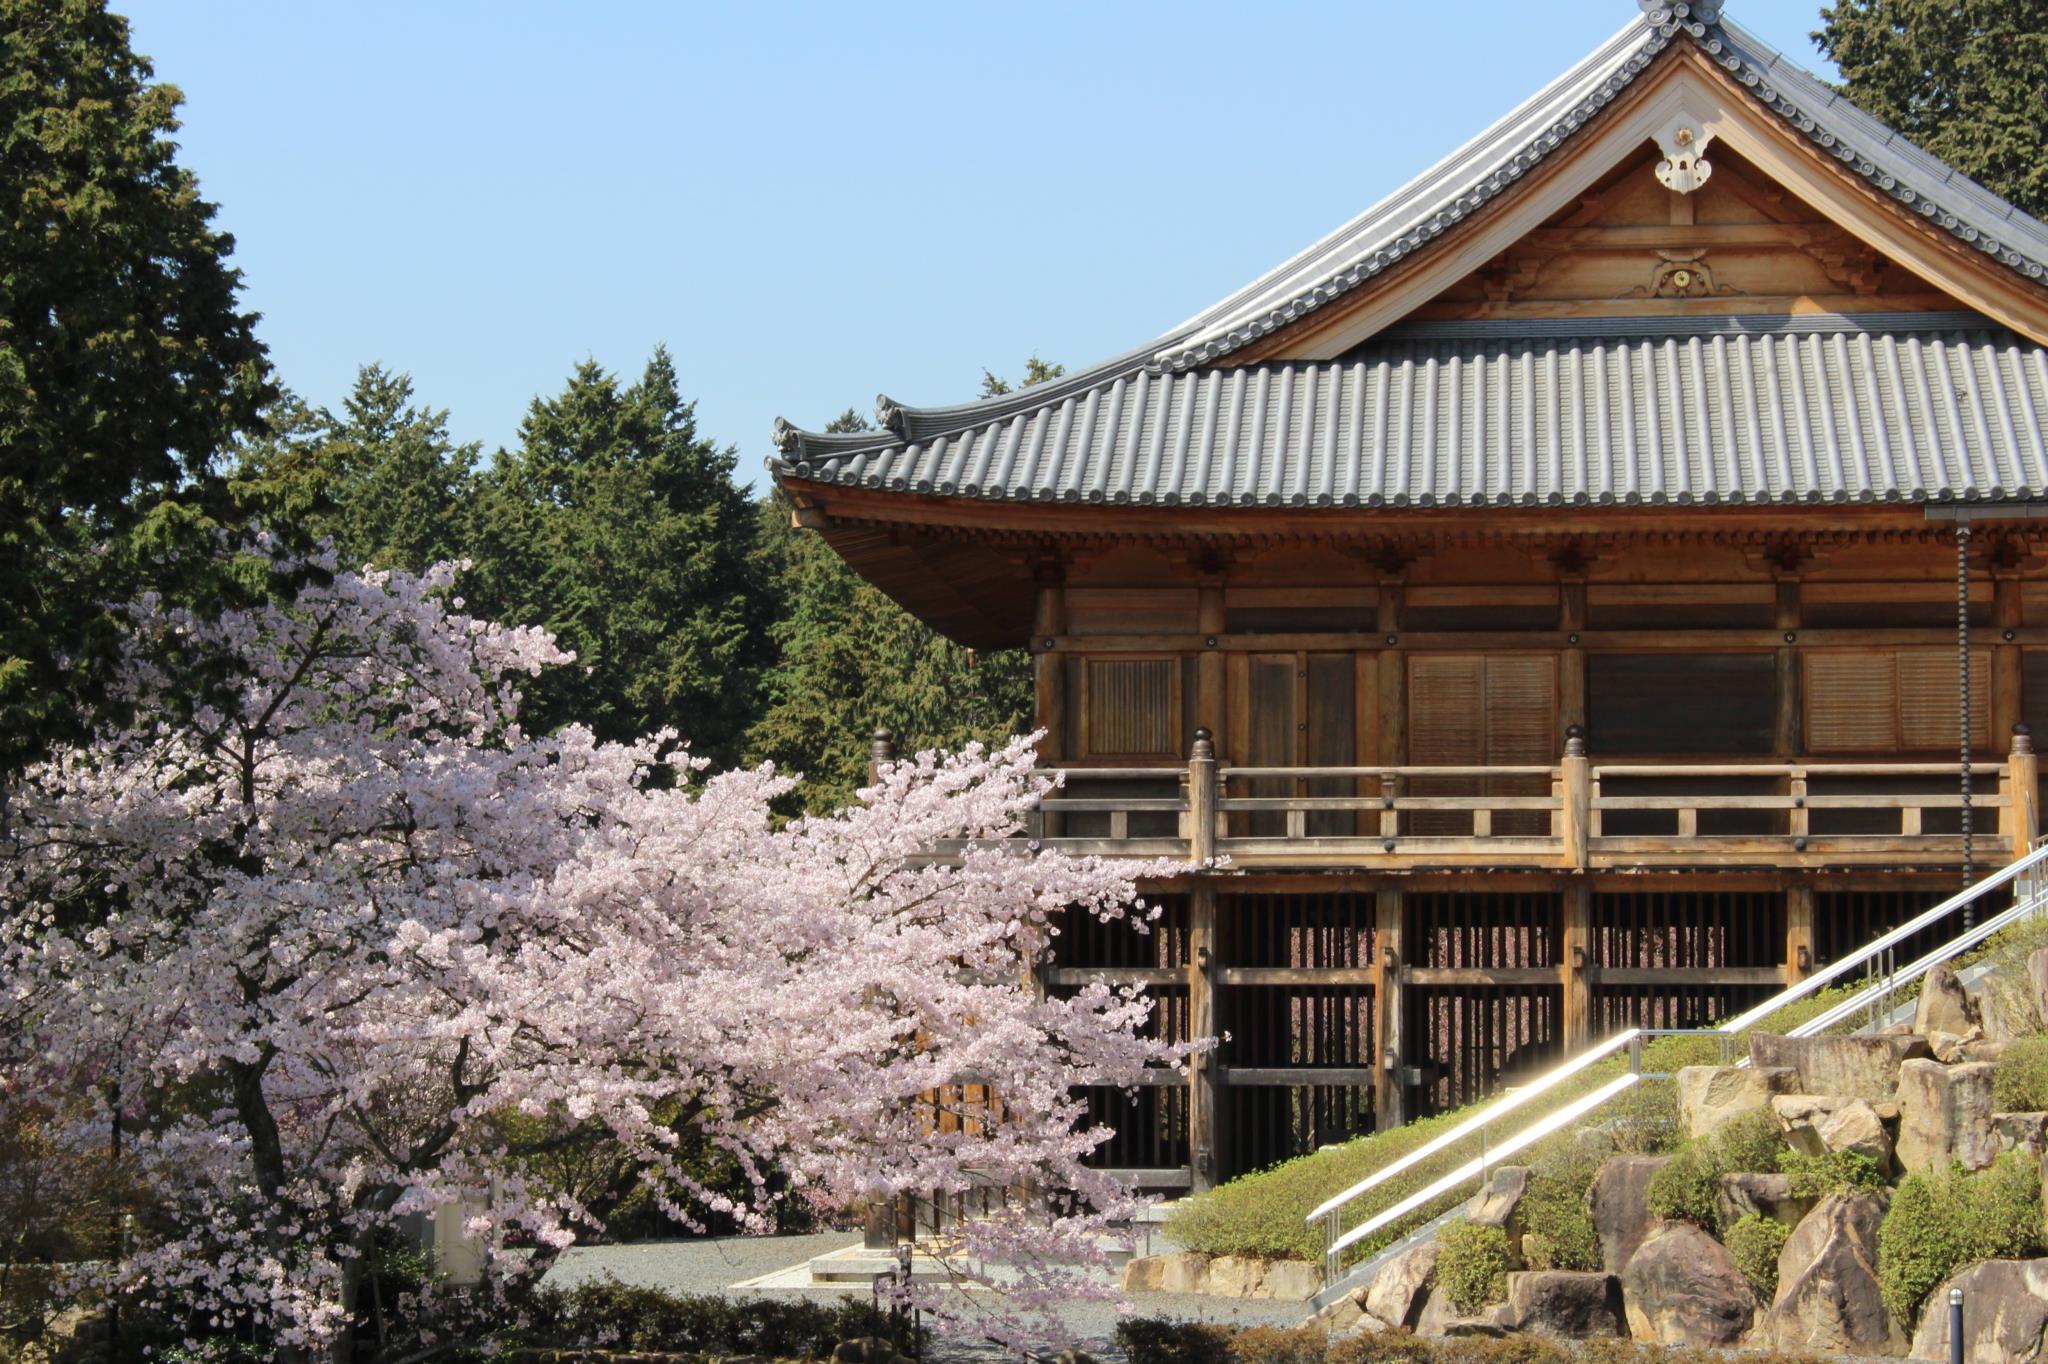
0, 556, 1195, 1360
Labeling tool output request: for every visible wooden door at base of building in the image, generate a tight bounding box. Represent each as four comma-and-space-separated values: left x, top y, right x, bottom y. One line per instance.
1407, 654, 1558, 836
1232, 652, 1363, 837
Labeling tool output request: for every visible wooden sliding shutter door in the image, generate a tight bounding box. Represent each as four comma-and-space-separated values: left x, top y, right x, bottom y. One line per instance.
1233, 651, 1362, 837
1080, 657, 1182, 759
1805, 649, 1991, 754
1408, 655, 1558, 835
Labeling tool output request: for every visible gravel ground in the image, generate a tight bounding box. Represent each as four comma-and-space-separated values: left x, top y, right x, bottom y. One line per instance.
540, 1233, 1307, 1361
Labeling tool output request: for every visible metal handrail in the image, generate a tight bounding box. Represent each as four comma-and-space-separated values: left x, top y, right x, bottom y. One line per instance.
1306, 838, 2048, 1280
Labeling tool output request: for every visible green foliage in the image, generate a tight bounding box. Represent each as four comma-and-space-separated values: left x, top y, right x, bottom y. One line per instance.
747, 403, 1035, 812
467, 349, 769, 764
1114, 1317, 1235, 1364
1518, 1141, 1602, 1272
0, 0, 272, 771
1725, 1212, 1791, 1302
1647, 1146, 1720, 1228
978, 354, 1066, 397
1993, 1036, 2048, 1113
1436, 1222, 1512, 1313
515, 1277, 918, 1358
1783, 1148, 1886, 1199
1879, 1152, 2046, 1324
1326, 1331, 1440, 1364
1816, 0, 2048, 217
1711, 1109, 1787, 1176
1228, 1324, 1331, 1364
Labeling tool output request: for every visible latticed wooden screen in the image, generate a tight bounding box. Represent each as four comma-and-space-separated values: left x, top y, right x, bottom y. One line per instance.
1407, 654, 1556, 834
1805, 648, 1989, 753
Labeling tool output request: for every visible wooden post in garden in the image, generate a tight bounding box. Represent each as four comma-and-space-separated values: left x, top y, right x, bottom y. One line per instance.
1374, 887, 1405, 1131
1186, 729, 1219, 1191
1560, 725, 1590, 872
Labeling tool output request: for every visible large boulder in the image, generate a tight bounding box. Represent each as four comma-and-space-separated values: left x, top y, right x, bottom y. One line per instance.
1896, 1058, 1999, 1173
1119, 1251, 1209, 1294
1256, 1259, 1321, 1301
1314, 1289, 1390, 1332
1909, 1258, 2048, 1364
1749, 1033, 1930, 1100
1416, 1285, 1512, 1338
1364, 1241, 1439, 1330
1772, 1094, 1893, 1174
1505, 1271, 1625, 1339
1995, 1111, 2048, 1161
1205, 1255, 1266, 1297
2030, 948, 2048, 1027
1588, 1154, 1669, 1274
1715, 1172, 1815, 1230
1620, 1221, 1756, 1347
1677, 1064, 1798, 1140
1915, 963, 1979, 1039
1466, 1165, 1529, 1242
1754, 1191, 1902, 1355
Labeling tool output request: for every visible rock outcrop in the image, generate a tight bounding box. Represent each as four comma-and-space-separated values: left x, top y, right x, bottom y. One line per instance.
1417, 1286, 1512, 1338
1715, 1171, 1814, 1230
1915, 963, 1979, 1038
1588, 1154, 1669, 1273
1620, 1222, 1755, 1347
1504, 1271, 1625, 1339
1677, 1064, 1797, 1140
1754, 1191, 1902, 1355
1896, 1058, 1999, 1173
1466, 1165, 1530, 1241
1749, 1033, 1929, 1100
1772, 1094, 1893, 1172
1909, 1258, 2048, 1364
1365, 1242, 1440, 1330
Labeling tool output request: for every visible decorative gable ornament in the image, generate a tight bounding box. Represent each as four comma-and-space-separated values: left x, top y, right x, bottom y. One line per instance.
1654, 120, 1714, 193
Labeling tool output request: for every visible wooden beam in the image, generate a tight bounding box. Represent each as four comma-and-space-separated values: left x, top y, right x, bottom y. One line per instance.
1187, 884, 1218, 1193
1562, 884, 1592, 1051
1785, 884, 1815, 984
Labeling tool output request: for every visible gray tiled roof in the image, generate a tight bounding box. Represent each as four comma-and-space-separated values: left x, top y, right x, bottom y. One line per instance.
770, 1, 2048, 508
777, 315, 2048, 509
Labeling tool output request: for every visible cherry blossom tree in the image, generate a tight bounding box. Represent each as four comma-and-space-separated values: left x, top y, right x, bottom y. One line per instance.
0, 550, 1190, 1361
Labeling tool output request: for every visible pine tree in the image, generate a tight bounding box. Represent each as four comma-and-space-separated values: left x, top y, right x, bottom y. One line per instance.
750, 391, 1037, 812
0, 0, 271, 770
467, 349, 767, 761
231, 365, 478, 573
1816, 0, 2048, 216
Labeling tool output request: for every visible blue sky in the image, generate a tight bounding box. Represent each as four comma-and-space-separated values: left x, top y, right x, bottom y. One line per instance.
125, 1, 1832, 489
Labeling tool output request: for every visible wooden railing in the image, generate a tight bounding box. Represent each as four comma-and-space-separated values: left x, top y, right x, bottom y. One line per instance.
1011, 724, 2044, 872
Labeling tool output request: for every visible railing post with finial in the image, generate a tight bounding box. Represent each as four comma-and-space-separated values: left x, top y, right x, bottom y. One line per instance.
2009, 723, 2038, 863
1561, 725, 1590, 871
1188, 727, 1218, 866
867, 729, 896, 786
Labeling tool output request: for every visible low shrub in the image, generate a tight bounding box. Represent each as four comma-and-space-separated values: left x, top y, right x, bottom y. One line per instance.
1646, 1145, 1719, 1228
1725, 1212, 1791, 1301
1517, 1140, 1602, 1271
1327, 1329, 1438, 1364
1879, 1151, 2046, 1325
1783, 1148, 1886, 1199
1993, 1036, 2048, 1112
1710, 1109, 1786, 1175
515, 1278, 916, 1357
1436, 1222, 1512, 1314
1229, 1324, 1329, 1363
1115, 1317, 1235, 1364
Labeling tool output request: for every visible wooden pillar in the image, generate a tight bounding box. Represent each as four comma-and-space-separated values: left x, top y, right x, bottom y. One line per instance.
864, 730, 901, 1249
1032, 578, 1066, 763
1374, 887, 1405, 1131
1785, 884, 1816, 985
2009, 724, 2039, 860
1376, 576, 1407, 770
1774, 575, 1802, 759
1197, 584, 1226, 753
1561, 883, 1592, 1051
1994, 572, 2023, 761
1559, 575, 1587, 744
1186, 730, 1220, 1190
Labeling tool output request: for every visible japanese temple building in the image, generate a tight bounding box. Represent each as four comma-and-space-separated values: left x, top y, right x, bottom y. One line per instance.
770, 0, 2048, 1190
